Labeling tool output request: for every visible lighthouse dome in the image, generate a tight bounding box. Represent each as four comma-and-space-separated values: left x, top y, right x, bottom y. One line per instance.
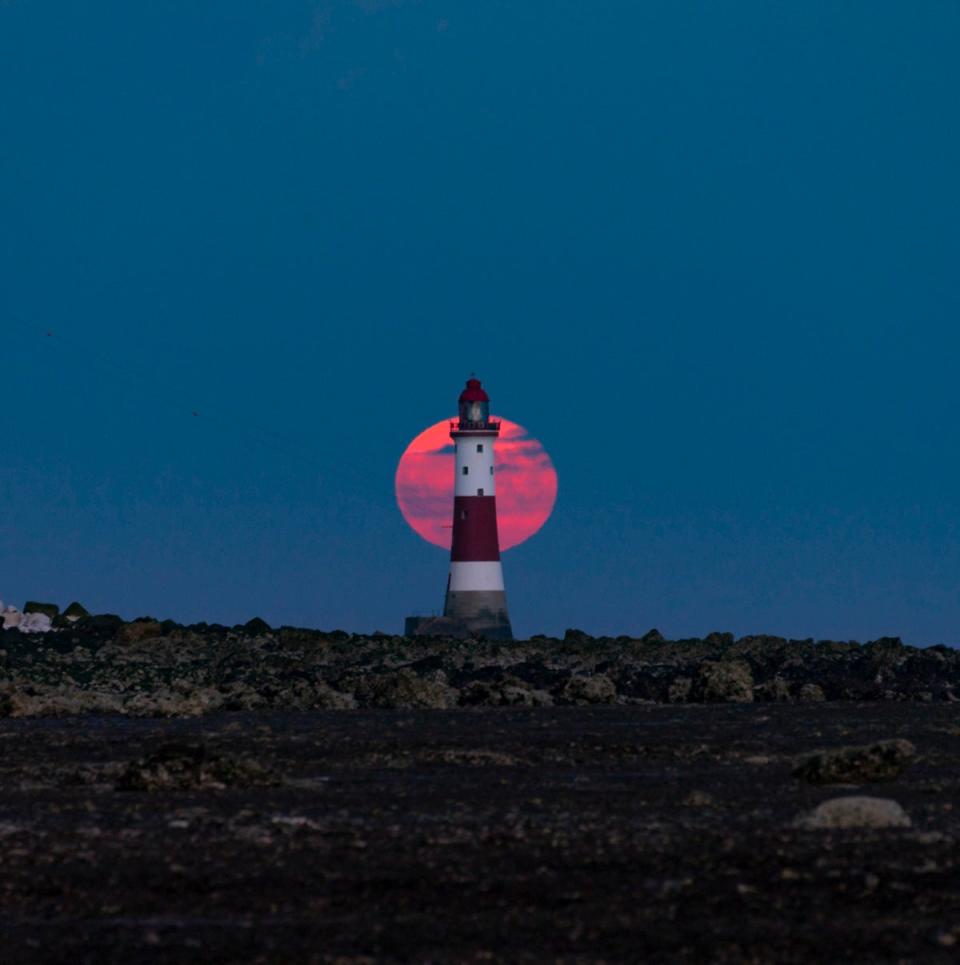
457, 378, 492, 429
459, 378, 489, 403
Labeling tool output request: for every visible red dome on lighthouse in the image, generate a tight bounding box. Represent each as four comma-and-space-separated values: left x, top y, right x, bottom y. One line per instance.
459, 378, 489, 403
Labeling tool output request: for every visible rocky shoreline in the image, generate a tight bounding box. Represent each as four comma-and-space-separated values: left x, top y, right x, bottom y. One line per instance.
1, 615, 957, 717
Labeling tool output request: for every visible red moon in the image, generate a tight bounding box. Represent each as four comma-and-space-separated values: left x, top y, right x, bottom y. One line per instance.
395, 418, 558, 551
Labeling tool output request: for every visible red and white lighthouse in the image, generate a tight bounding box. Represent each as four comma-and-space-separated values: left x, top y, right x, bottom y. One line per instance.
442, 377, 513, 640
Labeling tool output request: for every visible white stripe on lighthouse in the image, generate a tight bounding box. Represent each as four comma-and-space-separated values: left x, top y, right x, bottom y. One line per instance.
453, 436, 497, 497
448, 561, 505, 592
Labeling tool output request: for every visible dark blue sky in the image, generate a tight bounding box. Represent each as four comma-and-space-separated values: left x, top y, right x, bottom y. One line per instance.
2, 1, 959, 642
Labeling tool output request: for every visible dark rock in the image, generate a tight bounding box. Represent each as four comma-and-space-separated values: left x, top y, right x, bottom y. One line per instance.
117, 619, 164, 643
460, 674, 553, 707
667, 676, 694, 703
793, 739, 916, 785
691, 660, 754, 703
755, 677, 792, 702
82, 613, 125, 632
115, 742, 280, 791
798, 683, 826, 702
23, 601, 59, 619
558, 674, 617, 705
62, 601, 89, 620
53, 602, 91, 629
312, 682, 356, 709
243, 617, 271, 635
705, 631, 734, 646
354, 670, 457, 709
422, 748, 525, 767
641, 628, 665, 643
737, 634, 789, 650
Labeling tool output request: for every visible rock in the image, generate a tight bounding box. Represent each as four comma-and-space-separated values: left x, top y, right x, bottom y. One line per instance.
62, 602, 89, 622
705, 631, 734, 646
460, 674, 554, 707
3, 607, 22, 630
559, 674, 617, 705
17, 612, 53, 634
683, 790, 715, 807
355, 670, 457, 709
312, 683, 357, 710
755, 677, 792, 702
115, 743, 280, 791
667, 677, 693, 703
117, 619, 164, 643
793, 739, 916, 785
692, 660, 754, 703
23, 601, 59, 619
123, 687, 226, 717
563, 628, 593, 644
243, 616, 271, 635
798, 683, 826, 702
0, 684, 124, 717
640, 629, 665, 643
54, 602, 91, 628
795, 796, 911, 830
425, 749, 524, 766
78, 613, 125, 634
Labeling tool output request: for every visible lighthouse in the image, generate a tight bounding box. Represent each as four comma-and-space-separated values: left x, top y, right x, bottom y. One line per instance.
403, 377, 514, 640
441, 377, 513, 639
404, 378, 513, 640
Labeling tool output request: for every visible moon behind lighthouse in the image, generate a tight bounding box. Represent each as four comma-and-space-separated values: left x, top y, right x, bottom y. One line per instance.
395, 418, 558, 551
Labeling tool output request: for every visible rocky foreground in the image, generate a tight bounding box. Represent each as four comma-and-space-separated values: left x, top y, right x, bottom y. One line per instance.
2, 705, 959, 962
1, 616, 958, 716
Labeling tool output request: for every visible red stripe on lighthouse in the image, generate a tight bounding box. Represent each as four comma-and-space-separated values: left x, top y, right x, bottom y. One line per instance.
450, 496, 501, 562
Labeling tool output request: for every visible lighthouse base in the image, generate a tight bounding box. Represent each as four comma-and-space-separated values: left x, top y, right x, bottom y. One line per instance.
442, 589, 513, 640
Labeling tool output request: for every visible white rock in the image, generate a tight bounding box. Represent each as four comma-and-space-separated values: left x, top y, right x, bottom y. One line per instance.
795, 796, 911, 830
3, 607, 22, 630
17, 612, 52, 634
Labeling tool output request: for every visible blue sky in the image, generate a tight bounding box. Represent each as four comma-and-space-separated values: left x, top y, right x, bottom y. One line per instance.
2, 1, 959, 642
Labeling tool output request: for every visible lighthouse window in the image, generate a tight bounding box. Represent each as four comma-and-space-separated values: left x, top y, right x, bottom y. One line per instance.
462, 466, 468, 475
489, 466, 494, 475
476, 444, 484, 453
477, 488, 484, 496
460, 509, 468, 520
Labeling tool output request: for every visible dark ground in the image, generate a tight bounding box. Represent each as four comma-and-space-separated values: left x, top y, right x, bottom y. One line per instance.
1, 704, 959, 963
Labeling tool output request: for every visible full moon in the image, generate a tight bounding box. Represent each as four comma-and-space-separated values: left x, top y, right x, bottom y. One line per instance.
395, 417, 558, 551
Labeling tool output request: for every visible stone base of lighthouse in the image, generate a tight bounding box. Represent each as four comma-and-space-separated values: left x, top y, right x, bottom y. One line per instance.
404, 596, 512, 639
442, 559, 512, 639
442, 589, 513, 640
